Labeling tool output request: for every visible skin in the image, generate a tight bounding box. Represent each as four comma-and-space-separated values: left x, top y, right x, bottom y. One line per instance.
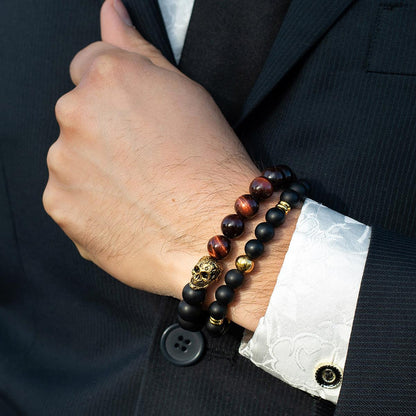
42, 0, 299, 332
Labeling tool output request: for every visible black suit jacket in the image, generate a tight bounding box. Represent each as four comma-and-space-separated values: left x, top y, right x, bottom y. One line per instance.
0, 1, 415, 415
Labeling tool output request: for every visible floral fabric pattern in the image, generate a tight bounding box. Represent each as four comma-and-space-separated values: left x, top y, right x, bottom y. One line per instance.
239, 199, 371, 404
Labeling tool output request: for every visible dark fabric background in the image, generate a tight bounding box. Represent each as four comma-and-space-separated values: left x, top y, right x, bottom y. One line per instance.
179, 0, 292, 123
0, 0, 415, 415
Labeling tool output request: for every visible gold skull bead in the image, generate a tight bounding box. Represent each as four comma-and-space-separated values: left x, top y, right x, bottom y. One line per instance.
190, 256, 223, 290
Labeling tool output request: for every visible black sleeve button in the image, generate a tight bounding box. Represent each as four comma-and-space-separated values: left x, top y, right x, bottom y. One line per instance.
315, 364, 343, 388
160, 324, 205, 366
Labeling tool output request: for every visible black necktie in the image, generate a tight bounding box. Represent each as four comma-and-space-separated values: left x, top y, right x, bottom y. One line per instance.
178, 0, 291, 124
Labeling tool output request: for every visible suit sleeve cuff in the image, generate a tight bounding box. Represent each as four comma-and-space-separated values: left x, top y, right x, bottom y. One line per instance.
238, 199, 371, 404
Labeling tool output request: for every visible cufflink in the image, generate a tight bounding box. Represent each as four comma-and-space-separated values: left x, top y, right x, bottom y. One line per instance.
315, 364, 343, 388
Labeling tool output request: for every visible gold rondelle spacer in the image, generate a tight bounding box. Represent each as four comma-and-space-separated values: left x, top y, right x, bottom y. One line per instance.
235, 255, 255, 273
277, 200, 291, 215
209, 317, 224, 326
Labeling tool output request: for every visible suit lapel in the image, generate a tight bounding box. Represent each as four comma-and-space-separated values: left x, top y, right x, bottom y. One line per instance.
129, 0, 175, 64
236, 0, 356, 127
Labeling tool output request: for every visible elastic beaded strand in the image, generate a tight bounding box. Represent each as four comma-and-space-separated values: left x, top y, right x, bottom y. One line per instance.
206, 179, 310, 337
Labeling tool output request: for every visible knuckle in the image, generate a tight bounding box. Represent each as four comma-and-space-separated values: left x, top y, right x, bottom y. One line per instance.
42, 184, 61, 220
42, 192, 69, 228
89, 53, 122, 79
46, 140, 65, 172
41, 185, 53, 214
55, 93, 80, 126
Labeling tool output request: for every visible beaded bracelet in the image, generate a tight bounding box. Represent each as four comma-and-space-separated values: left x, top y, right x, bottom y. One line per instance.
177, 166, 296, 332
205, 179, 311, 336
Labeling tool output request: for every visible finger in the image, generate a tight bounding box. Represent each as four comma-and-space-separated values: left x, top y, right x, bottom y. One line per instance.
69, 41, 118, 86
100, 0, 179, 72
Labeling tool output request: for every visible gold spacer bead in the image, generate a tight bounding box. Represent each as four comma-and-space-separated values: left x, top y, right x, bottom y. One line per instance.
209, 316, 224, 326
277, 200, 291, 215
235, 255, 255, 273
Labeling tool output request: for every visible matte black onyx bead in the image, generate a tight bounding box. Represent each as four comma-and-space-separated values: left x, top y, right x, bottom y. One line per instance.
221, 214, 244, 239
255, 222, 275, 242
206, 320, 227, 337
289, 181, 309, 200
215, 285, 235, 305
178, 300, 202, 322
244, 239, 264, 259
265, 207, 285, 227
182, 283, 206, 305
207, 235, 231, 260
249, 177, 273, 200
224, 269, 244, 289
177, 315, 203, 332
261, 167, 286, 190
277, 165, 296, 184
298, 180, 311, 195
208, 301, 227, 320
280, 189, 301, 207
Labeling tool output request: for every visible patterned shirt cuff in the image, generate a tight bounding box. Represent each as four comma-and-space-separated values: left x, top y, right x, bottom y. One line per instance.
239, 199, 371, 404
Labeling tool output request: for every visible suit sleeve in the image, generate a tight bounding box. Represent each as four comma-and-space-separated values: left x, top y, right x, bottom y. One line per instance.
335, 226, 416, 415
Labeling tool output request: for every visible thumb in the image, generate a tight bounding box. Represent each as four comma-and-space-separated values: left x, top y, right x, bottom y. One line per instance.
100, 0, 177, 72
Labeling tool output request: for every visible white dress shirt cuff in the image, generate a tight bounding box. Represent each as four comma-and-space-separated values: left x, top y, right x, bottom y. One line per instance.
239, 199, 371, 404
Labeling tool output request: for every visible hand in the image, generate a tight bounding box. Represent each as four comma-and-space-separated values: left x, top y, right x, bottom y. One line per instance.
43, 0, 299, 331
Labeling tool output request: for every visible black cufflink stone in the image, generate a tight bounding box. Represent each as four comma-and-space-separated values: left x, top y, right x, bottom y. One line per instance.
315, 364, 343, 388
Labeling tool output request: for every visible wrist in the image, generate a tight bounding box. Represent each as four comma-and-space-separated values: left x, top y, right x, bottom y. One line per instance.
168, 165, 301, 332
169, 188, 301, 332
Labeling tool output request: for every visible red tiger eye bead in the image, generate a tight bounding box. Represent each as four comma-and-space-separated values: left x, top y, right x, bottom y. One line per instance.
249, 176, 273, 200
234, 194, 259, 219
277, 165, 296, 184
221, 214, 244, 239
207, 235, 231, 260
261, 167, 286, 190
261, 166, 296, 189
